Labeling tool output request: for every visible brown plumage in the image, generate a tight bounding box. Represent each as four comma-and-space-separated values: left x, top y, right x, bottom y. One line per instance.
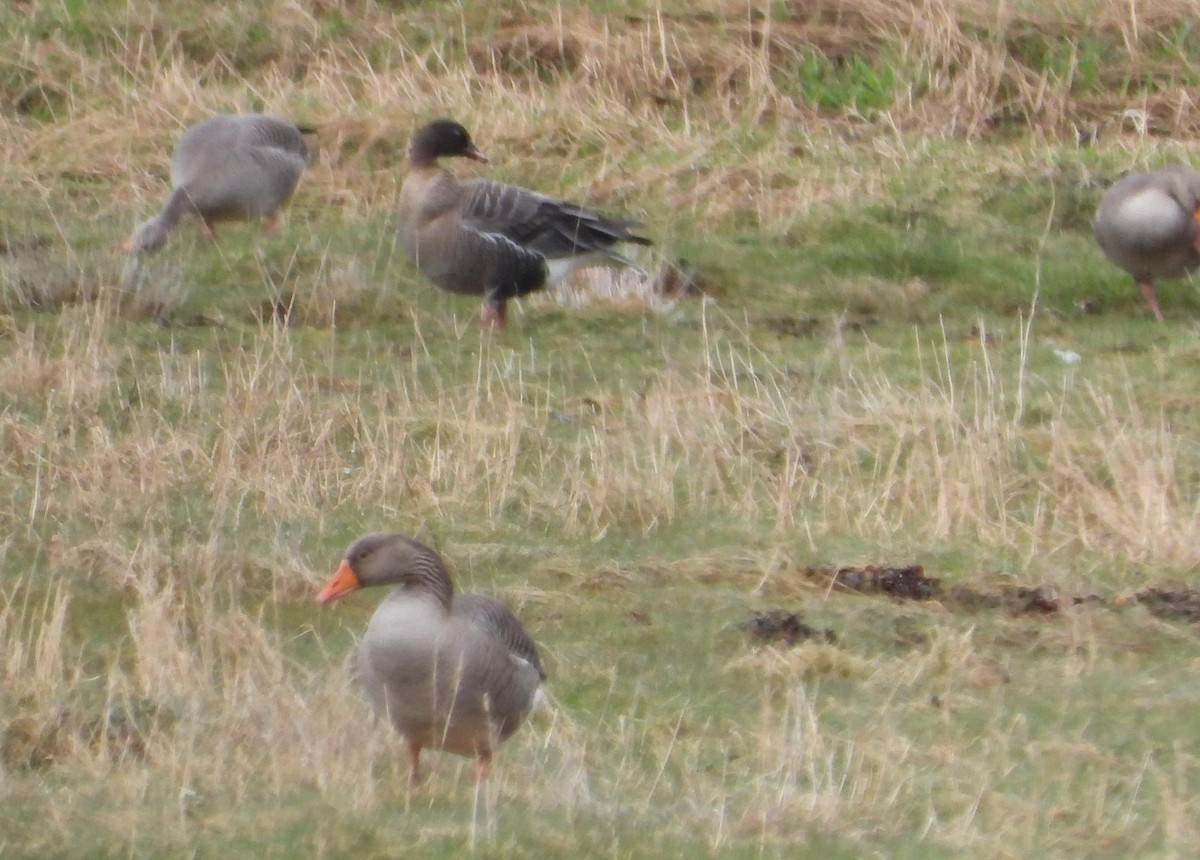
1093, 164, 1200, 322
396, 119, 652, 329
317, 533, 544, 784
122, 113, 311, 253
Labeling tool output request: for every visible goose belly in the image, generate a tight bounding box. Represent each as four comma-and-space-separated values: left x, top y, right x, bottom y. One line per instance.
359, 599, 536, 755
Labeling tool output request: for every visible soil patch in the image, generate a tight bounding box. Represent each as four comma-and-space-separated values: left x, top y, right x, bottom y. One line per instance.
744, 609, 837, 646
1124, 588, 1200, 624
802, 564, 1103, 616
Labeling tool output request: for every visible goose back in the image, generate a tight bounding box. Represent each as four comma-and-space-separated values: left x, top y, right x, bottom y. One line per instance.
126, 113, 309, 253
460, 177, 651, 269
171, 114, 309, 222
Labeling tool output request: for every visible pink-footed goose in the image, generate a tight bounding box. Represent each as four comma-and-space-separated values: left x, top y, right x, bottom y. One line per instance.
122, 113, 310, 253
317, 533, 544, 784
1093, 164, 1200, 322
396, 119, 653, 329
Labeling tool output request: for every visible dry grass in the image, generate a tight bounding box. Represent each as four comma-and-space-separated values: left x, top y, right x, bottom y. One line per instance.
3, 298, 1199, 854
3, 0, 1200, 855
4, 0, 1199, 245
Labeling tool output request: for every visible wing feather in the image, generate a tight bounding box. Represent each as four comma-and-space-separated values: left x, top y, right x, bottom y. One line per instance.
456, 594, 546, 681
461, 178, 651, 261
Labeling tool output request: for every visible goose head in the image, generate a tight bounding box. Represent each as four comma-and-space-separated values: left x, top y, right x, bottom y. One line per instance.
121, 215, 171, 254
317, 532, 453, 607
408, 120, 488, 167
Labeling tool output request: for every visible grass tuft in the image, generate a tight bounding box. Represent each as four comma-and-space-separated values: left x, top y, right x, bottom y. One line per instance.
3, 0, 1200, 856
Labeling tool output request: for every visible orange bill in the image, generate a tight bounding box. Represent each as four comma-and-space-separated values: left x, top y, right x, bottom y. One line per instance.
317, 559, 361, 604
1195, 206, 1200, 223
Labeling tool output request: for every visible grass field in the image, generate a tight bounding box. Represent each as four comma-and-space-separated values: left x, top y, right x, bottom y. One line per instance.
2, 0, 1200, 857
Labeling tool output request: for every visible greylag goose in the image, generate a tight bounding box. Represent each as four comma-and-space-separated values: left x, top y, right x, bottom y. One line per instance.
396, 119, 653, 329
317, 533, 544, 784
1093, 164, 1200, 322
122, 113, 310, 253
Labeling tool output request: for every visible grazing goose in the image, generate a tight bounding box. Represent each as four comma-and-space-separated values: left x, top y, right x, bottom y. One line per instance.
317, 533, 544, 784
1093, 164, 1200, 322
397, 119, 653, 328
122, 113, 310, 253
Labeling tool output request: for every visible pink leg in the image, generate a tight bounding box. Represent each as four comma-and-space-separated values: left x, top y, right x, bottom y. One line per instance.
1139, 281, 1165, 323
407, 739, 423, 787
199, 219, 218, 243
480, 299, 507, 330
472, 751, 492, 783
263, 212, 281, 237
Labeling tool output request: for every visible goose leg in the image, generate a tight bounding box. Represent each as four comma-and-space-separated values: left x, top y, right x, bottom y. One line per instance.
472, 751, 492, 783
407, 739, 424, 787
199, 219, 218, 243
480, 298, 508, 330
263, 212, 281, 237
1139, 280, 1165, 323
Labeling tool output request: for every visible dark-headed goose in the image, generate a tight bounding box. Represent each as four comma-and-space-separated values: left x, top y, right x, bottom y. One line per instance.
397, 119, 652, 329
122, 113, 310, 253
317, 533, 544, 784
1093, 164, 1200, 322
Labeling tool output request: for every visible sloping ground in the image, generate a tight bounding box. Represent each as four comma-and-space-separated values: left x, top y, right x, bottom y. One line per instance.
2, 1, 1200, 857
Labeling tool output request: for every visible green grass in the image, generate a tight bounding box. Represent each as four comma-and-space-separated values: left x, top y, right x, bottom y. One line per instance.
3, 0, 1200, 856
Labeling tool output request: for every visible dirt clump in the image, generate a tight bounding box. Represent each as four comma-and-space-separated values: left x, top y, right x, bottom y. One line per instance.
744, 609, 836, 646
806, 564, 939, 600
1123, 588, 1200, 624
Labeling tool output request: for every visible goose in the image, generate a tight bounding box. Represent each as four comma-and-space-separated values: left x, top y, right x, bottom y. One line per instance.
122, 113, 311, 253
317, 533, 544, 784
396, 119, 653, 328
1092, 164, 1200, 322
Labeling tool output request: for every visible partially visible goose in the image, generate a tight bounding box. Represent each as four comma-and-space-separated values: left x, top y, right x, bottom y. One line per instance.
1093, 164, 1200, 322
397, 119, 653, 328
317, 533, 544, 784
122, 113, 310, 253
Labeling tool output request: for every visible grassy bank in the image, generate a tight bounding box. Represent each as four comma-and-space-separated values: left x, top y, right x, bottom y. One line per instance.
2, 1, 1200, 856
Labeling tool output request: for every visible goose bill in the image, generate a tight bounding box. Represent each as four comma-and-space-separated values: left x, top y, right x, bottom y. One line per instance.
317, 559, 361, 603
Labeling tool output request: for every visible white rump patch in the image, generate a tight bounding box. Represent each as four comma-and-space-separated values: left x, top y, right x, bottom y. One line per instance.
531, 249, 696, 316
1118, 188, 1187, 236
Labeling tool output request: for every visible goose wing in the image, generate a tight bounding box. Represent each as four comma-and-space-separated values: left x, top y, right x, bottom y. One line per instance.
456, 593, 546, 681
461, 177, 650, 261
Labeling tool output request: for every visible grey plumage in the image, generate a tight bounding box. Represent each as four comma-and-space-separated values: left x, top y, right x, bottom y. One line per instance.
455, 593, 547, 681
397, 119, 652, 328
317, 532, 544, 784
124, 113, 310, 253
1093, 164, 1200, 322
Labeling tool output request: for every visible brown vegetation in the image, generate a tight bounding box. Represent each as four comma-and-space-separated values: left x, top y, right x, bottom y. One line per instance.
3, 0, 1200, 855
